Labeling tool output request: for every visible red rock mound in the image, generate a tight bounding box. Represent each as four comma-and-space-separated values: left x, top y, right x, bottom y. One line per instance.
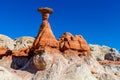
0, 48, 29, 58
58, 32, 91, 55
30, 8, 90, 56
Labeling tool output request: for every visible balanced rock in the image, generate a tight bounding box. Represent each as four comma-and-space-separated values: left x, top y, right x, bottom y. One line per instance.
32, 8, 59, 53
59, 32, 91, 55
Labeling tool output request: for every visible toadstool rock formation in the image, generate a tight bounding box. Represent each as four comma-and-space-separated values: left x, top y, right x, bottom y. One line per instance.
31, 7, 90, 56
31, 8, 59, 54
0, 7, 120, 80
29, 7, 91, 70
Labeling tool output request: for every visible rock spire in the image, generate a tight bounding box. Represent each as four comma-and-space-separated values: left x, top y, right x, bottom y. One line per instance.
32, 8, 59, 53
30, 7, 90, 56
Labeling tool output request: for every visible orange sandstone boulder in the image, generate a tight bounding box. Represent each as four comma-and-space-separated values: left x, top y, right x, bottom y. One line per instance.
30, 8, 90, 56
0, 49, 12, 59
0, 47, 29, 59
0, 49, 7, 55
59, 32, 91, 55
12, 48, 30, 56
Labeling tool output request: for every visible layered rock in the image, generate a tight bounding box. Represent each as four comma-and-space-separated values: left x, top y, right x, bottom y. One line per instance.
14, 36, 35, 50
0, 7, 120, 80
0, 34, 15, 50
0, 38, 120, 80
0, 49, 12, 59
105, 48, 120, 61
0, 66, 22, 80
31, 8, 59, 54
1, 50, 119, 80
30, 7, 91, 57
59, 32, 91, 55
89, 44, 120, 61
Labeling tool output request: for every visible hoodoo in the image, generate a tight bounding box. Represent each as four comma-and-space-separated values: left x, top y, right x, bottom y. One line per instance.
1, 7, 120, 80
32, 8, 59, 54
30, 7, 91, 56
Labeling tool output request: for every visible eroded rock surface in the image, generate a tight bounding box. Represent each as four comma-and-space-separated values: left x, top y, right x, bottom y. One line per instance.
14, 36, 35, 50
89, 44, 120, 61
32, 8, 59, 54
0, 7, 120, 80
59, 32, 91, 55
0, 34, 15, 50
0, 39, 120, 80
0, 66, 22, 80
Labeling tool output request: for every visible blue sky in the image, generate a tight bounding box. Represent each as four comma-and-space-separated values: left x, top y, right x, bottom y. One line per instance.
0, 0, 120, 51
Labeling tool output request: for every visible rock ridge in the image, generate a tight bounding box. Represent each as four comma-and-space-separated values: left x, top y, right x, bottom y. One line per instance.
31, 7, 90, 56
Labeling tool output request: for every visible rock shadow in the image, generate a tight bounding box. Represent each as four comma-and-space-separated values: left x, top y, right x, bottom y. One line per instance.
0, 50, 12, 59
11, 56, 38, 74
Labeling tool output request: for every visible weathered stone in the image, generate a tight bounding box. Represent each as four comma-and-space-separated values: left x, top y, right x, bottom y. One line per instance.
12, 48, 29, 57
68, 40, 81, 50
89, 44, 120, 61
14, 36, 35, 50
32, 8, 59, 54
0, 66, 22, 80
59, 42, 64, 51
105, 51, 120, 61
0, 34, 15, 50
59, 32, 73, 41
33, 21, 59, 48
0, 49, 12, 59
77, 35, 90, 51
1, 7, 120, 80
33, 51, 53, 70
0, 49, 7, 55
59, 32, 91, 56
71, 36, 78, 41
115, 73, 120, 77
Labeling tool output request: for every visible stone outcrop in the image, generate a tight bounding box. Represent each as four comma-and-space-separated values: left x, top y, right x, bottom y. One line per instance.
14, 36, 35, 50
59, 32, 91, 55
0, 7, 120, 80
1, 49, 120, 80
0, 66, 22, 80
89, 44, 120, 61
0, 36, 120, 80
99, 61, 120, 65
31, 8, 59, 54
33, 51, 53, 70
0, 49, 12, 59
105, 49, 120, 61
31, 8, 90, 56
0, 34, 15, 50
31, 8, 90, 55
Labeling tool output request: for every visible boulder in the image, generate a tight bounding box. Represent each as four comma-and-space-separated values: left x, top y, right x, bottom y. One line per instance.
59, 32, 91, 55
89, 44, 120, 61
0, 34, 15, 50
14, 36, 35, 50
